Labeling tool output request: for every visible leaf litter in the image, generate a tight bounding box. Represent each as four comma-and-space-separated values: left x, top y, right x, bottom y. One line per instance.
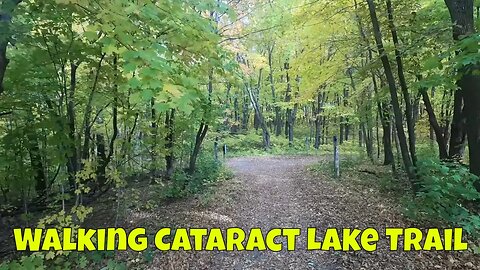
119, 156, 479, 270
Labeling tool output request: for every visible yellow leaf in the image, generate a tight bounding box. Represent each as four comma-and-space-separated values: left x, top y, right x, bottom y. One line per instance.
164, 84, 182, 98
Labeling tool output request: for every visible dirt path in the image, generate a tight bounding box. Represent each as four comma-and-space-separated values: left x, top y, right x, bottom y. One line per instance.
211, 156, 340, 270
131, 156, 478, 270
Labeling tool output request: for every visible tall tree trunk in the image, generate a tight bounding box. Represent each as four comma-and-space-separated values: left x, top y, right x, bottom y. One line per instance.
120, 113, 139, 161
66, 62, 79, 189
363, 123, 374, 161
189, 71, 214, 175
284, 62, 294, 146
81, 54, 105, 161
429, 88, 436, 146
96, 131, 107, 187
242, 93, 249, 131
421, 89, 449, 159
26, 119, 47, 200
379, 104, 394, 165
444, 0, 480, 183
232, 96, 239, 133
445, 0, 472, 161
164, 109, 175, 180
366, 0, 416, 184
441, 90, 452, 146
96, 56, 119, 189
150, 97, 158, 171
247, 69, 271, 149
268, 44, 282, 137
314, 92, 324, 149
344, 87, 350, 141
448, 90, 467, 159
373, 73, 394, 165
376, 111, 380, 159
462, 71, 480, 181
253, 111, 260, 130
386, 0, 416, 166
339, 93, 344, 145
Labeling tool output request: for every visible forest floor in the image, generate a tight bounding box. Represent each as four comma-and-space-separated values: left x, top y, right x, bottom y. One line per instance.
119, 156, 479, 270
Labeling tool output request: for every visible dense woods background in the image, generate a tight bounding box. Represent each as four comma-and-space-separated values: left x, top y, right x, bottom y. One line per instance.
0, 0, 479, 268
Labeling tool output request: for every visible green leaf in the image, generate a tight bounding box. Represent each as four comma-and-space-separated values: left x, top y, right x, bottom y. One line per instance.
423, 56, 442, 70
141, 89, 154, 101
154, 102, 170, 113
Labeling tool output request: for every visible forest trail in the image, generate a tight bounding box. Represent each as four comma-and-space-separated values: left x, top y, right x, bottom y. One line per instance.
216, 156, 343, 269
142, 156, 472, 270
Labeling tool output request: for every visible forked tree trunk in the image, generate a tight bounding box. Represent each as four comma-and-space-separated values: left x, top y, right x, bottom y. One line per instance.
189, 123, 208, 175
247, 69, 271, 149
422, 89, 449, 160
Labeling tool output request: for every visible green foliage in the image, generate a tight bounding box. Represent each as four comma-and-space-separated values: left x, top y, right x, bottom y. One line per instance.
223, 132, 317, 156
0, 254, 45, 270
162, 155, 232, 199
0, 252, 126, 270
407, 159, 480, 236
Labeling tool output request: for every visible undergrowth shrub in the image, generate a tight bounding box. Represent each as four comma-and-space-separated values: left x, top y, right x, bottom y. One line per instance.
223, 132, 331, 156
162, 155, 233, 199
0, 251, 126, 270
407, 159, 480, 237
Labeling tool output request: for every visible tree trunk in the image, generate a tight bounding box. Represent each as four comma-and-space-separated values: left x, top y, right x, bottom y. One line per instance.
380, 105, 395, 166
373, 74, 394, 166
81, 54, 105, 161
445, 0, 473, 162
344, 87, 350, 141
268, 44, 282, 137
242, 93, 249, 130
254, 112, 260, 130
366, 0, 416, 184
189, 123, 208, 175
232, 96, 239, 133
284, 62, 294, 146
96, 56, 119, 189
444, 0, 480, 183
448, 89, 467, 159
189, 71, 214, 175
247, 69, 271, 149
150, 96, 159, 166
462, 71, 480, 181
164, 109, 175, 180
421, 89, 449, 159
26, 120, 47, 199
386, 0, 416, 166
339, 91, 344, 145
96, 132, 107, 187
66, 62, 79, 189
314, 92, 324, 149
